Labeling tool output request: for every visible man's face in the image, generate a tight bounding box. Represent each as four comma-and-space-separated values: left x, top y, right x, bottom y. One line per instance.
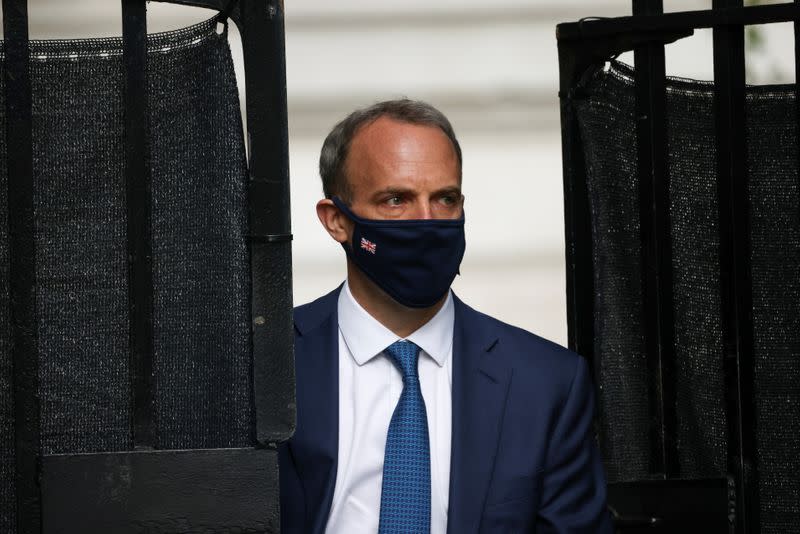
343, 116, 463, 222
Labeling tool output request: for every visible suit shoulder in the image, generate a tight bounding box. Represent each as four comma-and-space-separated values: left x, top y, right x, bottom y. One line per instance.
293, 285, 341, 334
463, 301, 584, 379
494, 318, 588, 401
292, 292, 329, 318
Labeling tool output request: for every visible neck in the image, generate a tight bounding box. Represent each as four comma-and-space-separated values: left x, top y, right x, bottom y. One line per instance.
346, 260, 446, 338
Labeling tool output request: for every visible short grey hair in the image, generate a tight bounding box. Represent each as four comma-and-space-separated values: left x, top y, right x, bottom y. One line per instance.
319, 98, 462, 201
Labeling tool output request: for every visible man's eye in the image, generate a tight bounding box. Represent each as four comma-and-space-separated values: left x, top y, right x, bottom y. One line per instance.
440, 195, 456, 206
386, 196, 402, 206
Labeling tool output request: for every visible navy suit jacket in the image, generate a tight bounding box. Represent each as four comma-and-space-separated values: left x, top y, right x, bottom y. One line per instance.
279, 287, 612, 533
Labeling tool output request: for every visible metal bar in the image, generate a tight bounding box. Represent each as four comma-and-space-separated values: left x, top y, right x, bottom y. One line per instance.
712, 0, 758, 531
796, 0, 800, 232
3, 1, 42, 532
122, 0, 155, 449
3, 0, 42, 531
556, 28, 692, 108
41, 448, 278, 530
558, 2, 800, 43
557, 45, 595, 368
632, 0, 678, 479
239, 0, 295, 444
149, 0, 225, 7
608, 478, 730, 531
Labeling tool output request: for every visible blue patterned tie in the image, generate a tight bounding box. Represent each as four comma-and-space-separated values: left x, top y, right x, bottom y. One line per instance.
379, 340, 431, 534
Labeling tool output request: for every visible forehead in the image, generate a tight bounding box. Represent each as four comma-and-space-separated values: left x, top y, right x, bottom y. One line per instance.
345, 116, 460, 193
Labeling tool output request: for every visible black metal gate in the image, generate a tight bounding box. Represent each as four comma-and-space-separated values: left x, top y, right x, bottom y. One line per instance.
558, 2, 800, 533
2, 0, 293, 531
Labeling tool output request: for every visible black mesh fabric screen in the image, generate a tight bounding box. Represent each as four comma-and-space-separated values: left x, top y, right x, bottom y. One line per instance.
572, 61, 800, 532
747, 85, 800, 533
0, 62, 11, 533
0, 19, 251, 529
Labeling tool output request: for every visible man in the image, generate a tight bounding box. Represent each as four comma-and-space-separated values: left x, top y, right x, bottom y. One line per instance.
279, 99, 612, 533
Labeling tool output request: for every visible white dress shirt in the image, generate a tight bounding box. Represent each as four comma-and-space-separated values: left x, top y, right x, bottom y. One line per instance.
324, 281, 453, 534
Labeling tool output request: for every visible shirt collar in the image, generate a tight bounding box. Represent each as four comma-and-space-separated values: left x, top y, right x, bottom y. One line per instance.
337, 280, 454, 367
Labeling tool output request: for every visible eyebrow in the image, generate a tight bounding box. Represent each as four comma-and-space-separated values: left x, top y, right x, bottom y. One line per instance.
435, 186, 462, 197
372, 187, 411, 197
370, 186, 462, 201
369, 187, 411, 202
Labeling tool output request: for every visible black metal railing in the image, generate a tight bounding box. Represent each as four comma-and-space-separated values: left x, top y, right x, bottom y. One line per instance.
558, 2, 800, 533
2, 0, 293, 531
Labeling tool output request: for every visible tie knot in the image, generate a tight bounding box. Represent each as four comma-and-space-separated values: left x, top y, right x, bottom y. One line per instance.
384, 340, 421, 379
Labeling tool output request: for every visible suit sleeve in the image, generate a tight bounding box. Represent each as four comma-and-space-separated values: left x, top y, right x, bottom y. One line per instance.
278, 441, 305, 533
536, 356, 614, 533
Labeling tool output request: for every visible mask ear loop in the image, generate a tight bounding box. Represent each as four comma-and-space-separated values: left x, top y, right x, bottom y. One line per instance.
331, 196, 359, 222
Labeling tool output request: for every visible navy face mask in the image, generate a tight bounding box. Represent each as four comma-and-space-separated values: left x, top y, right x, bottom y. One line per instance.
332, 197, 466, 308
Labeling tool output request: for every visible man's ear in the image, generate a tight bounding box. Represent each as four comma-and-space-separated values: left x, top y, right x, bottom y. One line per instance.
317, 198, 352, 244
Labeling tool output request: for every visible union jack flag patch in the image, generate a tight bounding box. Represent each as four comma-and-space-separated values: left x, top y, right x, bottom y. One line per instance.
360, 237, 377, 254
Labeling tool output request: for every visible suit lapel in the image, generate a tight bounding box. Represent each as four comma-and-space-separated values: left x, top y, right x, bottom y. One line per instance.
447, 297, 512, 534
292, 289, 341, 534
